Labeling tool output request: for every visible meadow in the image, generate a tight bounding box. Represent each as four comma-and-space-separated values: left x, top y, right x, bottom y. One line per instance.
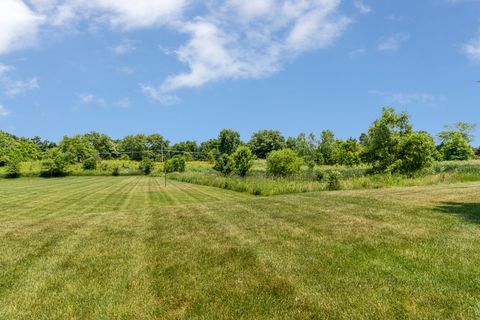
1, 176, 480, 319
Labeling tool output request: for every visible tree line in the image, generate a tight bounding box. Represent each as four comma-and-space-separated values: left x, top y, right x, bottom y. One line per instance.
0, 107, 478, 177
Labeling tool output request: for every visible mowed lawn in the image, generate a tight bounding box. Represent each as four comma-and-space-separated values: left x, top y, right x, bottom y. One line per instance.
1, 177, 480, 319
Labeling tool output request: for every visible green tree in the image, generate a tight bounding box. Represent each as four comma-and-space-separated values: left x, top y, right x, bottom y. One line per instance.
165, 155, 186, 173
392, 132, 437, 175
5, 153, 22, 178
213, 153, 233, 176
439, 132, 474, 161
249, 130, 285, 159
139, 157, 154, 175
231, 146, 254, 177
120, 134, 148, 161
439, 122, 476, 144
171, 141, 198, 160
333, 138, 362, 166
218, 129, 241, 155
146, 134, 169, 160
362, 107, 412, 172
317, 130, 336, 165
59, 135, 96, 163
41, 148, 70, 177
199, 139, 218, 160
266, 149, 303, 177
84, 132, 118, 159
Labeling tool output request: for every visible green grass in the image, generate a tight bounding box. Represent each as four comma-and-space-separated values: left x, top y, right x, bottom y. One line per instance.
1, 176, 480, 319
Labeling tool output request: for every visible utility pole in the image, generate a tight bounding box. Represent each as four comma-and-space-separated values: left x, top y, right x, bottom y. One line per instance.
162, 149, 167, 187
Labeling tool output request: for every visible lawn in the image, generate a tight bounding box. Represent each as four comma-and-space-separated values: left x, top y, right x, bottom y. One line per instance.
1, 176, 480, 319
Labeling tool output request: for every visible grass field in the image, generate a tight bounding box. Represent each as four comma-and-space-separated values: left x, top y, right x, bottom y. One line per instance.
1, 177, 480, 319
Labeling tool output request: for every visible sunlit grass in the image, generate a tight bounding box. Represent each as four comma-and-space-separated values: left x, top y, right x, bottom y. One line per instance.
1, 177, 480, 318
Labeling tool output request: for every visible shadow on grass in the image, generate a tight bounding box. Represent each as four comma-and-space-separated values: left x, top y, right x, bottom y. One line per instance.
435, 202, 480, 224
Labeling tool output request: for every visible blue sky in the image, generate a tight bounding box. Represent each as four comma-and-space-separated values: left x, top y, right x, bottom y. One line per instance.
0, 0, 480, 144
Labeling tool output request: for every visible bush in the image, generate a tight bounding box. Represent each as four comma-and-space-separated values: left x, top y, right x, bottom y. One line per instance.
40, 149, 70, 177
112, 165, 120, 176
214, 153, 233, 176
314, 169, 325, 182
439, 132, 474, 161
139, 157, 154, 175
266, 149, 303, 177
82, 155, 99, 170
5, 154, 21, 178
231, 146, 254, 177
390, 131, 437, 175
327, 171, 342, 190
165, 155, 186, 173
119, 154, 130, 161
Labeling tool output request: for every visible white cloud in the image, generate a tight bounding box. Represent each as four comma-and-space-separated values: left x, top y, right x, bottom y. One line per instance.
78, 92, 130, 108
0, 0, 44, 54
117, 66, 135, 75
1, 77, 39, 97
349, 47, 366, 58
377, 32, 410, 52
0, 64, 15, 74
0, 105, 11, 118
141, 84, 179, 105
114, 98, 130, 108
150, 0, 351, 103
370, 90, 447, 107
78, 93, 106, 106
353, 0, 371, 14
4, 0, 354, 105
110, 38, 136, 55
27, 0, 189, 29
463, 37, 480, 63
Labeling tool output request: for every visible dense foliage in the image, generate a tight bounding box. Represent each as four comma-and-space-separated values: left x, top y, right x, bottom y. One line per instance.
1, 108, 478, 179
231, 146, 254, 177
165, 155, 186, 173
266, 149, 303, 177
249, 130, 285, 159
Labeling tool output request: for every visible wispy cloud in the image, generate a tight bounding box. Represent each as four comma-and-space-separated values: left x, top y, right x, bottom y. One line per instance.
369, 90, 447, 107
353, 0, 372, 14
110, 38, 136, 55
349, 47, 366, 58
78, 93, 106, 106
462, 37, 480, 63
1, 77, 38, 97
117, 66, 135, 75
0, 64, 14, 74
3, 0, 356, 105
78, 92, 130, 108
0, 104, 10, 118
377, 32, 410, 52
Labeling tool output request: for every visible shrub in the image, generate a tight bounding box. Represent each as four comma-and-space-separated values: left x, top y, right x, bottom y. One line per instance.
119, 154, 130, 161
165, 155, 186, 173
5, 154, 21, 178
112, 165, 120, 176
231, 146, 254, 177
82, 155, 99, 170
390, 131, 437, 175
214, 153, 233, 176
314, 169, 325, 182
439, 132, 474, 161
40, 149, 70, 177
327, 170, 342, 190
266, 149, 303, 177
139, 157, 154, 175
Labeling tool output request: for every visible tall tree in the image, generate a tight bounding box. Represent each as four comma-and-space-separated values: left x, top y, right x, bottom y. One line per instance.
249, 130, 285, 159
218, 129, 241, 155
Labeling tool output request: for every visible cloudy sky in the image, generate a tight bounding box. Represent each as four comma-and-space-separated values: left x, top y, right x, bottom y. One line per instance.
0, 0, 479, 143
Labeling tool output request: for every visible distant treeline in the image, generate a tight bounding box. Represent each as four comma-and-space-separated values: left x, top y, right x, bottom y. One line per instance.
0, 107, 478, 173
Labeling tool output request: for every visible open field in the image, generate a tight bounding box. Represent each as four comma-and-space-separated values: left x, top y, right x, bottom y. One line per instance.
1, 177, 480, 319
